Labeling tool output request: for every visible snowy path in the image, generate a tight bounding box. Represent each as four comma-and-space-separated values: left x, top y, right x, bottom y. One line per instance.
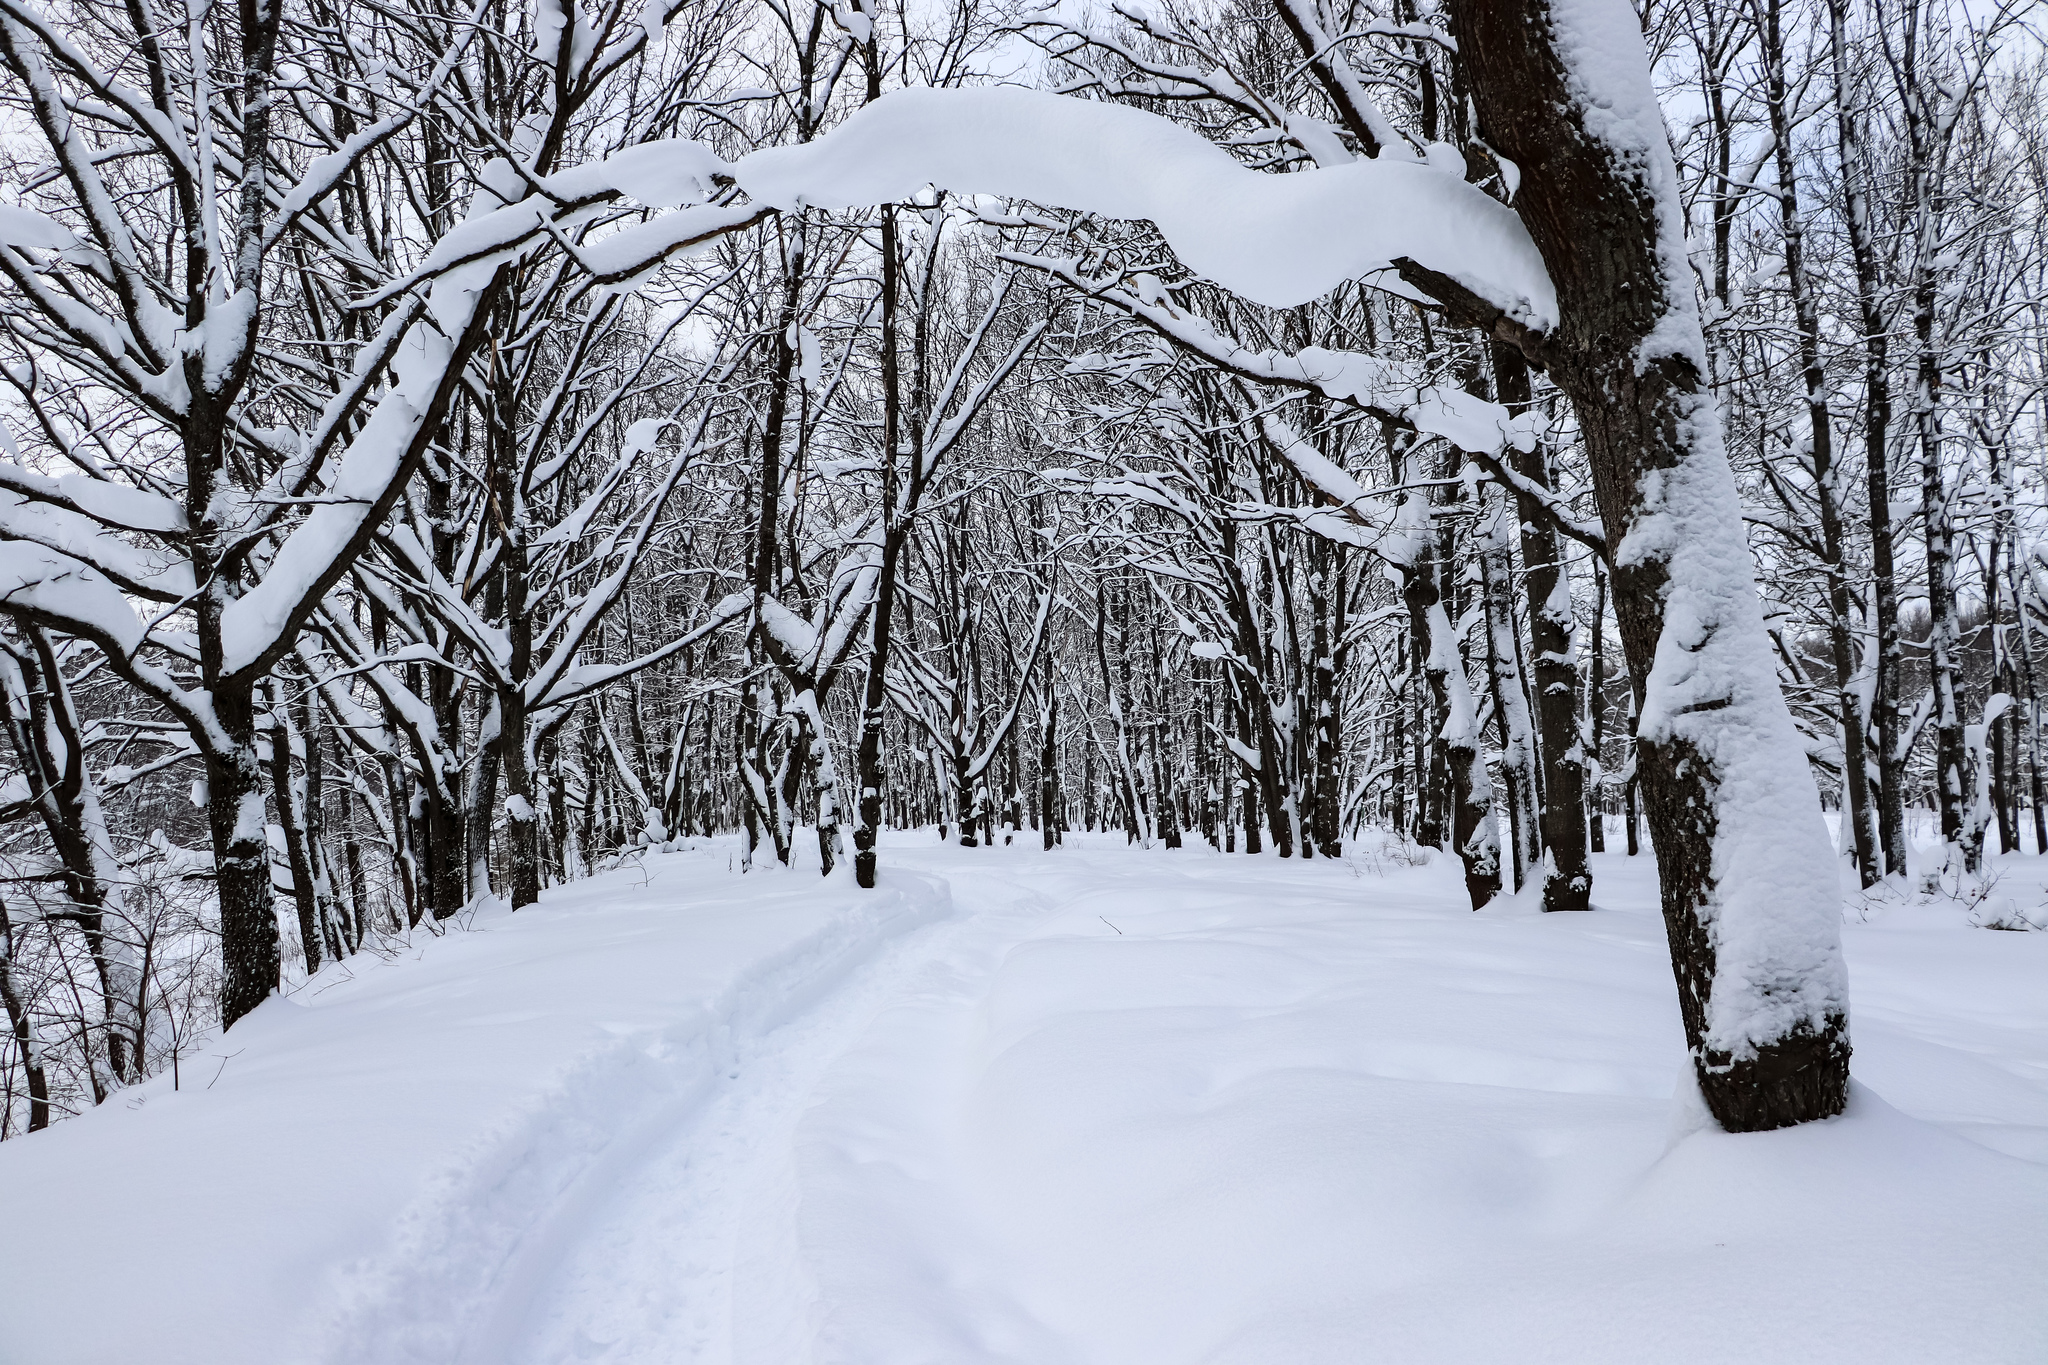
2, 835, 2045, 1364
466, 864, 1062, 1365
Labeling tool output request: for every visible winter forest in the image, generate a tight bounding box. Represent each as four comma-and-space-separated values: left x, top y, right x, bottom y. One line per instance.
1, 0, 2045, 1357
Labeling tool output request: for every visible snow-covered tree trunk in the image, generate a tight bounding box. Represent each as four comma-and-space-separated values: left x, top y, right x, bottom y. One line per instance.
1406, 553, 1497, 907
268, 685, 324, 973
206, 691, 283, 1025
500, 486, 541, 909
1457, 0, 1851, 1130
1040, 663, 1061, 852
1389, 444, 1496, 907
1496, 343, 1592, 910
1478, 486, 1541, 894
853, 195, 904, 886
1307, 535, 1346, 860
463, 679, 502, 908
299, 692, 352, 956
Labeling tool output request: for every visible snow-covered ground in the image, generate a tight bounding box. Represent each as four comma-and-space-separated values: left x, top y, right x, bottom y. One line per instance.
2, 833, 2044, 1365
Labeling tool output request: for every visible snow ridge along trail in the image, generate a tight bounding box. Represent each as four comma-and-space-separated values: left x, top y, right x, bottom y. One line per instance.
1, 834, 2045, 1364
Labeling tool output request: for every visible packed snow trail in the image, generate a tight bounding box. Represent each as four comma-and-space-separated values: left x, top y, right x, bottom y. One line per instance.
1, 835, 2044, 1364
453, 866, 1065, 1364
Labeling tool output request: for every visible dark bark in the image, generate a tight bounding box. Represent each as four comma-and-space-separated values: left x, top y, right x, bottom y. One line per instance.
1478, 492, 1539, 891
544, 732, 570, 881
1456, 0, 1849, 1131
1390, 437, 1493, 905
1404, 552, 1497, 910
1495, 345, 1591, 909
1228, 680, 1260, 855
1310, 537, 1345, 858
1041, 678, 1060, 852
854, 180, 904, 887
208, 688, 280, 1027
1388, 627, 1409, 840
0, 893, 49, 1132
301, 692, 349, 956
1624, 769, 1640, 857
487, 335, 541, 910
1587, 560, 1609, 853
418, 454, 469, 920
747, 220, 807, 866
344, 835, 370, 939
268, 690, 322, 974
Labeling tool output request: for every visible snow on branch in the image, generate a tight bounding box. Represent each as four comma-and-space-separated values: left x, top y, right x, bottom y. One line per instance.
735, 87, 1554, 327
1006, 251, 1518, 455
411, 87, 1551, 332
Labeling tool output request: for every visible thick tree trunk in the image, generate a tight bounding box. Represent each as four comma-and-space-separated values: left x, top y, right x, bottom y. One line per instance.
804, 695, 842, 875
489, 340, 542, 910
1457, 0, 1851, 1131
1388, 624, 1409, 839
502, 685, 541, 909
208, 688, 281, 1027
419, 448, 469, 918
749, 221, 807, 870
1917, 296, 1969, 873
420, 766, 466, 920
344, 836, 371, 939
543, 732, 570, 882
2012, 560, 2048, 856
1984, 435, 2019, 855
463, 700, 502, 902
1624, 767, 1640, 857
1409, 581, 1445, 850
1228, 681, 1261, 855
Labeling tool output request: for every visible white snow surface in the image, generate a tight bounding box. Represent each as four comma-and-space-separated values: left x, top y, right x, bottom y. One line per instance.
2, 837, 2043, 1364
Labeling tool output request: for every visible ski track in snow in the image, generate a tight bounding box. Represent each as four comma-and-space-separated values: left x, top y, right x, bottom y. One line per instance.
468, 870, 1061, 1365
314, 865, 966, 1365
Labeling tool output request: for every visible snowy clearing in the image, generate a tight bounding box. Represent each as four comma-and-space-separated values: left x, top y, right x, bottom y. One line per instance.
2, 835, 2042, 1365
